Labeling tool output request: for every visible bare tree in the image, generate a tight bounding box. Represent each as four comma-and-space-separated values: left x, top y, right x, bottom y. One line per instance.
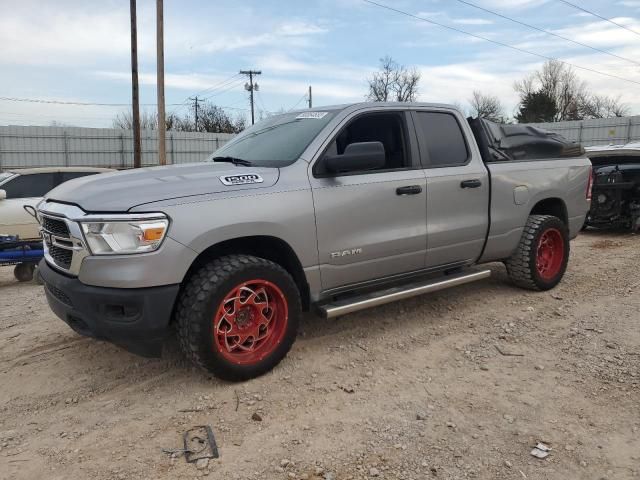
197, 103, 246, 134
112, 103, 246, 133
514, 60, 630, 122
580, 94, 629, 119
367, 56, 420, 102
112, 110, 158, 130
469, 90, 505, 122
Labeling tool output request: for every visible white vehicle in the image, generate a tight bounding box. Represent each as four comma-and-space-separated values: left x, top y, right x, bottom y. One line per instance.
0, 167, 113, 240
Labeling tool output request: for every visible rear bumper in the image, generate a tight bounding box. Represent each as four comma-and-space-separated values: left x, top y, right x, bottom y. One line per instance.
39, 259, 179, 357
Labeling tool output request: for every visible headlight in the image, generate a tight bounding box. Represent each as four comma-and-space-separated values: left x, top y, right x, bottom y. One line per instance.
80, 216, 169, 255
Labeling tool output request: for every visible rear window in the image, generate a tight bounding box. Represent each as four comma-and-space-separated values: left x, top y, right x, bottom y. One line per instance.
1, 173, 56, 198
414, 112, 469, 167
59, 171, 99, 183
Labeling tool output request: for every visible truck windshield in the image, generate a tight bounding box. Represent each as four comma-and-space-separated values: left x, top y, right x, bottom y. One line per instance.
208, 110, 336, 167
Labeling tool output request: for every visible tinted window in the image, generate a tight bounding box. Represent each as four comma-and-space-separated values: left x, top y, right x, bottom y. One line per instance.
210, 110, 336, 167
0, 172, 14, 185
59, 171, 99, 184
414, 112, 469, 167
317, 112, 409, 175
2, 173, 56, 198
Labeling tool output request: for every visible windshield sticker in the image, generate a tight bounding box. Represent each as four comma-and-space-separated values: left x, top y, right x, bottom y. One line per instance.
219, 174, 264, 186
296, 111, 328, 119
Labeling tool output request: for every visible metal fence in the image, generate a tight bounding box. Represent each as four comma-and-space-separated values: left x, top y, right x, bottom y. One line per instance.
527, 116, 640, 147
0, 126, 234, 170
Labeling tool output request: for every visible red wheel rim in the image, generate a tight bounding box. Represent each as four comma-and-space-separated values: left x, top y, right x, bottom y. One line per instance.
536, 228, 564, 280
213, 279, 288, 365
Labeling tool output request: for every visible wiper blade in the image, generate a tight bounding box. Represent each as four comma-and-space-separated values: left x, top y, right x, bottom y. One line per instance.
212, 156, 253, 166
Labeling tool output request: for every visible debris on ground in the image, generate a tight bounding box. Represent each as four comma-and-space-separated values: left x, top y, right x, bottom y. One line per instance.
251, 412, 263, 422
530, 442, 551, 459
183, 425, 219, 463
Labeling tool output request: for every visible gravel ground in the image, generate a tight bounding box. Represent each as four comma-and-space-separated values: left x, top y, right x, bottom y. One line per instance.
0, 230, 639, 480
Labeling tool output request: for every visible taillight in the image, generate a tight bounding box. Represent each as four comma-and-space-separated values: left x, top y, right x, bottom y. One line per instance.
586, 166, 593, 201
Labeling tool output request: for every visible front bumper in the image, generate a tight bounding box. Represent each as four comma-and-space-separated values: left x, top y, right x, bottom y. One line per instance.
39, 259, 180, 357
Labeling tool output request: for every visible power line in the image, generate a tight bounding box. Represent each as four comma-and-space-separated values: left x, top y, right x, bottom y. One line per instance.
288, 92, 308, 111
191, 73, 242, 98
363, 0, 640, 87
200, 78, 245, 101
556, 0, 640, 37
0, 96, 248, 114
168, 73, 244, 117
455, 0, 640, 67
0, 96, 185, 106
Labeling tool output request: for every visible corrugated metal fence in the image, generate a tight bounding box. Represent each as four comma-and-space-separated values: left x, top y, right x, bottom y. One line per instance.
527, 116, 640, 147
0, 126, 234, 170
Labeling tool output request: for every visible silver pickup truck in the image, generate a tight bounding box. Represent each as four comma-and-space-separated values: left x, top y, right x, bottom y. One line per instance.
37, 103, 592, 380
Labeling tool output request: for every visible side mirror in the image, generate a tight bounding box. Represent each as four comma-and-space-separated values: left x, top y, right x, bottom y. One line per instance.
324, 141, 386, 174
0, 189, 6, 201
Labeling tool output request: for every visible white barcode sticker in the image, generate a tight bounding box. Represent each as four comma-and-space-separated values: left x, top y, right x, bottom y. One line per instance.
296, 111, 328, 119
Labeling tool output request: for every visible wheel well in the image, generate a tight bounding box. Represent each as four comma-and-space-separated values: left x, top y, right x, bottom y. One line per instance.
184, 236, 310, 311
530, 198, 568, 225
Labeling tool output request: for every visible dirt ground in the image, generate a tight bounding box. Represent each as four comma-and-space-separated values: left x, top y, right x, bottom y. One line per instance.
1, 230, 638, 480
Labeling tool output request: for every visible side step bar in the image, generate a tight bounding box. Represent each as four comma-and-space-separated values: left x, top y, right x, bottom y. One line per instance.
318, 269, 491, 319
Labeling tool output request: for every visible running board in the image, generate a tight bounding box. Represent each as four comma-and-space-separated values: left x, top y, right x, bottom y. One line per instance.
318, 269, 491, 319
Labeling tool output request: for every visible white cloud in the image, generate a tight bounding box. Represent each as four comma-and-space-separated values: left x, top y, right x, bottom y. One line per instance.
0, 6, 145, 66
617, 0, 640, 7
452, 18, 494, 25
475, 0, 550, 9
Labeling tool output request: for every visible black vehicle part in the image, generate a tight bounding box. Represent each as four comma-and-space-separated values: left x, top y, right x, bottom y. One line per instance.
14, 263, 35, 282
469, 117, 584, 162
586, 155, 640, 231
39, 259, 179, 357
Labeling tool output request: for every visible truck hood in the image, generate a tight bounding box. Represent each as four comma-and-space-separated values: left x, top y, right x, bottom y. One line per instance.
45, 162, 279, 212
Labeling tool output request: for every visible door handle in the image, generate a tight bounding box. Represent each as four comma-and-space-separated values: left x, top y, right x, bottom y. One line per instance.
396, 185, 422, 196
460, 179, 482, 189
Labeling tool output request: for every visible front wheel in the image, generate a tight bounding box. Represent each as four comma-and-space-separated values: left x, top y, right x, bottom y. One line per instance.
175, 254, 301, 381
505, 215, 570, 291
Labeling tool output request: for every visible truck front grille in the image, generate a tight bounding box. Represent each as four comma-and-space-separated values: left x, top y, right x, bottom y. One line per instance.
48, 244, 73, 269
42, 216, 70, 238
38, 203, 90, 276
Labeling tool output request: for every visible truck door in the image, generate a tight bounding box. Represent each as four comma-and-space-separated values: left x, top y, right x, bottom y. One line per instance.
309, 110, 427, 291
410, 110, 489, 268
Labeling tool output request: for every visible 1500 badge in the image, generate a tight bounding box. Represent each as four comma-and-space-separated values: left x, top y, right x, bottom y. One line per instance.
219, 174, 264, 186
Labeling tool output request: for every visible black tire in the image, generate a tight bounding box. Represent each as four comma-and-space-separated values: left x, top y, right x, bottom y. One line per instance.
175, 254, 301, 381
504, 215, 570, 291
14, 263, 35, 282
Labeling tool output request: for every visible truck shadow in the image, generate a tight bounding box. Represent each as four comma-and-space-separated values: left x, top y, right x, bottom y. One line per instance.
299, 263, 511, 342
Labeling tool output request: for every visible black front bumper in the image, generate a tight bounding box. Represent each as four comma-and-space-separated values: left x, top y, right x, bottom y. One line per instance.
39, 259, 180, 357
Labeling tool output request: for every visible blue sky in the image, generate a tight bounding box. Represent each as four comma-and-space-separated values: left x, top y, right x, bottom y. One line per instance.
1, 0, 639, 127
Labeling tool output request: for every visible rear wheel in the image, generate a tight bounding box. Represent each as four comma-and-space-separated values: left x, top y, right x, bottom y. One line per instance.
175, 254, 301, 381
505, 215, 569, 291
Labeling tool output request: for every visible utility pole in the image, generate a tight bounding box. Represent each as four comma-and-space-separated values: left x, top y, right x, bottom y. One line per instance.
192, 96, 199, 131
308, 85, 312, 109
156, 0, 166, 165
240, 70, 261, 125
129, 0, 142, 168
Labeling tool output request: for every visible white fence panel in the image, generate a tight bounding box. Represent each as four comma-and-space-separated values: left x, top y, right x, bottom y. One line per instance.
527, 116, 640, 146
0, 126, 233, 170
